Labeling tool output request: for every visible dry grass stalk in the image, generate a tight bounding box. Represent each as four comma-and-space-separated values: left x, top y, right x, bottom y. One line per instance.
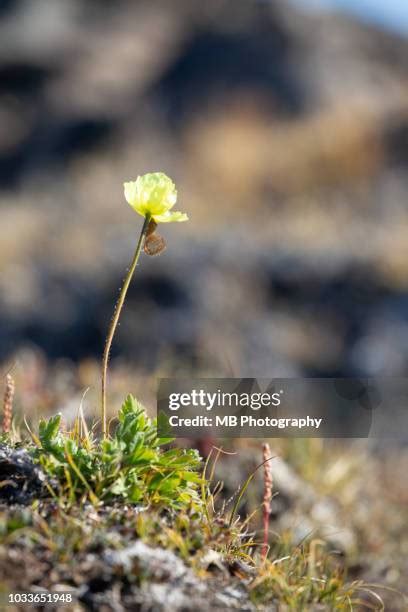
261, 442, 273, 560
2, 373, 15, 433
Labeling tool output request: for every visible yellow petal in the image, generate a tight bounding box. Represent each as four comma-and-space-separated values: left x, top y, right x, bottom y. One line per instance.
124, 181, 138, 206
153, 211, 189, 223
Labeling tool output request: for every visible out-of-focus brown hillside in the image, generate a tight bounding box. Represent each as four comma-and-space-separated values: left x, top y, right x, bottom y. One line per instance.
0, 0, 407, 389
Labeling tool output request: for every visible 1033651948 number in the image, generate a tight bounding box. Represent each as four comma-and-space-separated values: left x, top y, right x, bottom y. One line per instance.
7, 592, 74, 605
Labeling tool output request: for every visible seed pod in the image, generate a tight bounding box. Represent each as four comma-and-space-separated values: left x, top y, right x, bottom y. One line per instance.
144, 232, 167, 256
146, 219, 158, 237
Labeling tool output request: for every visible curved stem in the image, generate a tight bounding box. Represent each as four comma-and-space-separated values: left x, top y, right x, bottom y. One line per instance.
101, 214, 151, 438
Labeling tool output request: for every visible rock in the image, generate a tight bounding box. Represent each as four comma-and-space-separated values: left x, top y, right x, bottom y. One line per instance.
104, 540, 189, 582
102, 541, 256, 611
0, 444, 48, 504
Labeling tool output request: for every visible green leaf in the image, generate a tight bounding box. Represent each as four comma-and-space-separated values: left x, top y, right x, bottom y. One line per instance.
129, 485, 143, 502
110, 476, 127, 496
156, 411, 173, 444
39, 413, 62, 445
150, 474, 181, 494
127, 447, 157, 465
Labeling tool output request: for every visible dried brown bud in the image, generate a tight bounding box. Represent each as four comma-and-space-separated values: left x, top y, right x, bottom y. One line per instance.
144, 223, 167, 256
146, 219, 158, 237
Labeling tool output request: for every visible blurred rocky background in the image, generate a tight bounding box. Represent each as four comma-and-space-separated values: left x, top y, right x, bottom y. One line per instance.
0, 0, 408, 404
1, 0, 408, 402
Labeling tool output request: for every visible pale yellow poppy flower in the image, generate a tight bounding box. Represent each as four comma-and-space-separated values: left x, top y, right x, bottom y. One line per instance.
124, 172, 188, 222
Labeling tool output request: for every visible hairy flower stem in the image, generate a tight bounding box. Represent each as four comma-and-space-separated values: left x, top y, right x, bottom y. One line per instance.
101, 214, 151, 438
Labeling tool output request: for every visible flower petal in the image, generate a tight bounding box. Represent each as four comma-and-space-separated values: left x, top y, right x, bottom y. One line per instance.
124, 181, 137, 206
153, 211, 189, 223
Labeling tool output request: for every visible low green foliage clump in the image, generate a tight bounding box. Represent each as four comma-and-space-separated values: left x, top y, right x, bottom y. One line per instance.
33, 395, 202, 510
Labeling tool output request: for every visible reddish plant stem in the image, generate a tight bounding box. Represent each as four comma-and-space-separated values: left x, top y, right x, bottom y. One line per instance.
261, 442, 273, 561
2, 373, 15, 434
